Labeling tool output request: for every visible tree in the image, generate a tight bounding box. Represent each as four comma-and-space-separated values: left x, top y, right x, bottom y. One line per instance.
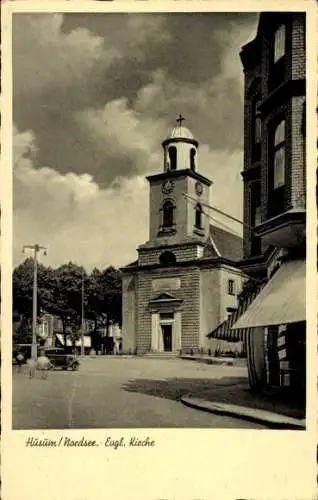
50, 262, 86, 346
12, 258, 54, 344
99, 266, 122, 333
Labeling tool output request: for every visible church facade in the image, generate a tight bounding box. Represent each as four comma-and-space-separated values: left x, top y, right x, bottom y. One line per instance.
122, 121, 244, 354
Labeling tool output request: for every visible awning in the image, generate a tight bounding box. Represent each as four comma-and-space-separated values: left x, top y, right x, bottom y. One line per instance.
207, 287, 262, 342
56, 334, 91, 348
232, 259, 306, 330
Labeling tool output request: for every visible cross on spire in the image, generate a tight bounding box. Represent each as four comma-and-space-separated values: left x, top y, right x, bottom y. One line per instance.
176, 113, 185, 127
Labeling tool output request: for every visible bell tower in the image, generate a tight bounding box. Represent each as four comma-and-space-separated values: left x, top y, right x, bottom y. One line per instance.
144, 116, 212, 250
162, 114, 199, 172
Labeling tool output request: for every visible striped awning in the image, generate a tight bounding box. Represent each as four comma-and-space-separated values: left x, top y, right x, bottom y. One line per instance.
207, 287, 262, 342
232, 259, 305, 329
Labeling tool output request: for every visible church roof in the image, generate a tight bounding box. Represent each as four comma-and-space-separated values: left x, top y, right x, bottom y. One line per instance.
166, 126, 194, 140
205, 224, 243, 262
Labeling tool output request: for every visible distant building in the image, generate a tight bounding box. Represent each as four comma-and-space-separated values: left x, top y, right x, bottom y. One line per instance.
210, 12, 306, 395
122, 121, 244, 354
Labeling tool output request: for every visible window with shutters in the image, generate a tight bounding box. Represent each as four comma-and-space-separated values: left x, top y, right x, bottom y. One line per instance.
273, 120, 286, 189
269, 24, 287, 91
228, 279, 235, 296
274, 25, 286, 63
268, 118, 286, 217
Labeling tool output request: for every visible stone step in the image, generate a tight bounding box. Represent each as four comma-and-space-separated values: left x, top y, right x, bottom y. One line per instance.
143, 352, 178, 359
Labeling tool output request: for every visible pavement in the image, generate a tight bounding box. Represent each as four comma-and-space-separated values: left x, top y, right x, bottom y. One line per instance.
12, 357, 266, 430
179, 354, 247, 366
181, 397, 306, 430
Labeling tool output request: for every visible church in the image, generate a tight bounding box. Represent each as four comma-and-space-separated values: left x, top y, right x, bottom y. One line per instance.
121, 118, 244, 355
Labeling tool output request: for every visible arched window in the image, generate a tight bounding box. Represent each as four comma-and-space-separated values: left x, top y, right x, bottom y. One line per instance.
269, 25, 286, 91
190, 148, 196, 171
274, 24, 286, 63
168, 146, 177, 170
195, 203, 202, 229
273, 119, 285, 189
162, 200, 175, 228
159, 251, 176, 266
268, 117, 286, 217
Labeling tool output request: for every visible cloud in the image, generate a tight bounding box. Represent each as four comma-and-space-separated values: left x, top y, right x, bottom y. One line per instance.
12, 13, 257, 268
75, 97, 164, 184
13, 128, 148, 270
13, 13, 257, 185
13, 125, 243, 271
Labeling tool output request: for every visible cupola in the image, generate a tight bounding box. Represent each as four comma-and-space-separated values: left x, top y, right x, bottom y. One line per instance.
162, 114, 199, 173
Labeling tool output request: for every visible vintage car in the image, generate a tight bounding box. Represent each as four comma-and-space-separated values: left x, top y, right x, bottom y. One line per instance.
44, 347, 80, 371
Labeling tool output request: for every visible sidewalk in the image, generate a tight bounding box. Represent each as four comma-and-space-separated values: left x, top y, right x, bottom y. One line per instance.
179, 377, 306, 429
179, 354, 247, 367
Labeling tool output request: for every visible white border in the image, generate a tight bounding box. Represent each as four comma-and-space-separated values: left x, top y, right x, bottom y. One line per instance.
1, 2, 317, 499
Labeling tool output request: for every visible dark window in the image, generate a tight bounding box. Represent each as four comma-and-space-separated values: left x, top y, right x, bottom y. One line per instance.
195, 203, 202, 229
227, 307, 237, 318
168, 146, 177, 170
250, 183, 262, 256
268, 118, 286, 217
162, 200, 175, 228
268, 24, 287, 91
159, 251, 177, 266
228, 279, 235, 296
190, 148, 196, 171
160, 312, 174, 320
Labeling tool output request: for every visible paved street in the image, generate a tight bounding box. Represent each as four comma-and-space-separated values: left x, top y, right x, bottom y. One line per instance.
12, 357, 265, 429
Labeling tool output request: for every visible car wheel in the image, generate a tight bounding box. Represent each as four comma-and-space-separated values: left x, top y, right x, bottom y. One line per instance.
49, 360, 55, 370
71, 362, 79, 371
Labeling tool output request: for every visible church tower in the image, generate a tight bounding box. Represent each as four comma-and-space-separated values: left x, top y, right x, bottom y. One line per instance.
140, 115, 212, 263
122, 115, 243, 356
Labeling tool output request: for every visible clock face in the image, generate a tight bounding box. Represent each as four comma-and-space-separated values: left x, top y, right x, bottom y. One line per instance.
195, 182, 203, 196
162, 180, 175, 195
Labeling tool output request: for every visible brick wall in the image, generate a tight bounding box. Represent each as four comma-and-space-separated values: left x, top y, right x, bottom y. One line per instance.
200, 268, 221, 346
135, 271, 153, 352
138, 243, 202, 266
135, 266, 201, 352
241, 13, 305, 260
180, 267, 201, 348
122, 274, 136, 353
291, 15, 306, 80
291, 96, 306, 209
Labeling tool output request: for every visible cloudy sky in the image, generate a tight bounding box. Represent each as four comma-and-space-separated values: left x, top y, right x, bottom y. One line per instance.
13, 12, 258, 271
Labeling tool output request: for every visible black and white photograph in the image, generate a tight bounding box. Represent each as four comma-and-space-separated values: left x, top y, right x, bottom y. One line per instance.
10, 9, 308, 432
2, 2, 317, 499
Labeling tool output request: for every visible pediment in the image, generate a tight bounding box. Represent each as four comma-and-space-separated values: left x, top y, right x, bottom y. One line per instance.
151, 292, 177, 302
148, 292, 183, 312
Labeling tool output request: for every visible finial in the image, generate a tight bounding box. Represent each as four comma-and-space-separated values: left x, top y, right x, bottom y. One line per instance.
176, 113, 185, 127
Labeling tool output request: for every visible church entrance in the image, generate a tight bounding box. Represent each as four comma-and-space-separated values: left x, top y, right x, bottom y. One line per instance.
161, 324, 172, 352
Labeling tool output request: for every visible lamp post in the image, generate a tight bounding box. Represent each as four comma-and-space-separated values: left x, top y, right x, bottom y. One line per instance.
23, 244, 47, 360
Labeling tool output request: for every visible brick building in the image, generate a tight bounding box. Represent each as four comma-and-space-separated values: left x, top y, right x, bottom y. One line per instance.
122, 122, 244, 354
229, 12, 306, 394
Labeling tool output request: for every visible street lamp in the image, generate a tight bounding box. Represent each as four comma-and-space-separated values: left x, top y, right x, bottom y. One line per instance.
22, 244, 47, 360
